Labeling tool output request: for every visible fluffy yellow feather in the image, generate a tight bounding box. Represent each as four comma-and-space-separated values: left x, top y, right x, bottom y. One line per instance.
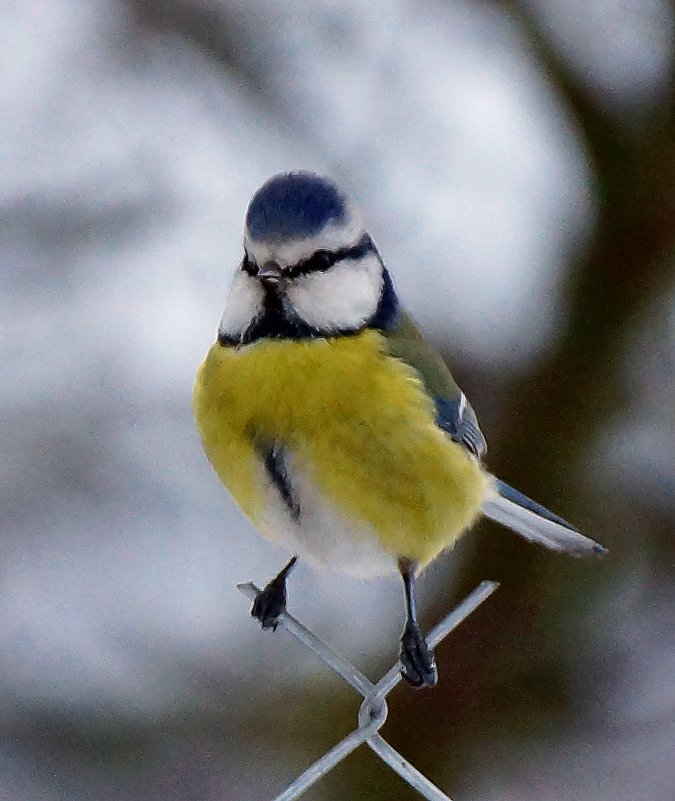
194, 329, 487, 568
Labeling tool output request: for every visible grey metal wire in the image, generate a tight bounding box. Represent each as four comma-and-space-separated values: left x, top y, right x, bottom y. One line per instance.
237, 578, 499, 801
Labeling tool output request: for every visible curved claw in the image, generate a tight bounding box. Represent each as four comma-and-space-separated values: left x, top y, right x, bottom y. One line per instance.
251, 556, 298, 631
400, 623, 438, 689
251, 586, 286, 631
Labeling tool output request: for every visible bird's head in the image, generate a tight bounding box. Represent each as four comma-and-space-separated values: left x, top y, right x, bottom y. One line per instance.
218, 172, 397, 345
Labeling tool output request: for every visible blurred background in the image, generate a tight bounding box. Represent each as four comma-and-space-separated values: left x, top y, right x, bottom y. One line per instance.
1, 1, 674, 799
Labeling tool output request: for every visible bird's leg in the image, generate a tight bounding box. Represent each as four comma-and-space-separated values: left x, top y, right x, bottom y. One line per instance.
251, 556, 298, 631
399, 558, 438, 688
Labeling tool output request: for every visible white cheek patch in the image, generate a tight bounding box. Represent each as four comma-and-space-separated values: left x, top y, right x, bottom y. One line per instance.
218, 269, 264, 340
286, 253, 383, 331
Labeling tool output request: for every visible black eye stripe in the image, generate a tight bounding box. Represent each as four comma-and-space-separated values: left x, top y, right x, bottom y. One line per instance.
287, 233, 374, 278
288, 250, 334, 277
240, 233, 375, 279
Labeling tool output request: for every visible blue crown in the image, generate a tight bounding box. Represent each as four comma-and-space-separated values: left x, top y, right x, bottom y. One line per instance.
246, 172, 347, 241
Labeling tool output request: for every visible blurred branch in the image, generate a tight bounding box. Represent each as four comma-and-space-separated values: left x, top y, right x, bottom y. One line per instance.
497, 2, 675, 492
128, 0, 275, 107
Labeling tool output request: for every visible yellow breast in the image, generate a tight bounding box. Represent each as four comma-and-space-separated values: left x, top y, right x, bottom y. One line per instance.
193, 330, 487, 568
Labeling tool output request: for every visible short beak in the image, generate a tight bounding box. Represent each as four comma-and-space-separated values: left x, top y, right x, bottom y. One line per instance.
258, 261, 285, 292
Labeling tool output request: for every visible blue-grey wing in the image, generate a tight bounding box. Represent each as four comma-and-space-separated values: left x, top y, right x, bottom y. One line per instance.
382, 309, 487, 460
435, 394, 487, 460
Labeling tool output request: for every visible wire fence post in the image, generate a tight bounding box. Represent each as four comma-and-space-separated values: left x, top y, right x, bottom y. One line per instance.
237, 579, 499, 801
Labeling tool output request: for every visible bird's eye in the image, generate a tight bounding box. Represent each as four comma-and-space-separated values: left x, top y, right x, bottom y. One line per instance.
241, 254, 258, 276
307, 251, 334, 271
286, 249, 336, 279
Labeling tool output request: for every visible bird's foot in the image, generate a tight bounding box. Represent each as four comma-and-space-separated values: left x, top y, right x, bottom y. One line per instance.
400, 622, 438, 688
251, 556, 297, 631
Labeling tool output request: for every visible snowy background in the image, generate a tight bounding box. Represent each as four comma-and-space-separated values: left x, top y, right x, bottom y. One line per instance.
1, 1, 674, 799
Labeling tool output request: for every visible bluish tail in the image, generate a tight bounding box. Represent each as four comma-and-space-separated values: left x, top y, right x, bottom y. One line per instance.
481, 478, 606, 556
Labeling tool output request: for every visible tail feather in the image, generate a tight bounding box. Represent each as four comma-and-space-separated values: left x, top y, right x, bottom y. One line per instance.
481, 479, 606, 556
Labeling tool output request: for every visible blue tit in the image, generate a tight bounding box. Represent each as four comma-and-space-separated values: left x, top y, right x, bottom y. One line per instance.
193, 171, 605, 688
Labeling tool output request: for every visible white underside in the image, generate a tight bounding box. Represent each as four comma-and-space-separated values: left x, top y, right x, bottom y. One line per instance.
256, 450, 398, 578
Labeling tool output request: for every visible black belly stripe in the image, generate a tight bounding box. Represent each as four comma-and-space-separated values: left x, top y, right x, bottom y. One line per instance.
263, 446, 301, 521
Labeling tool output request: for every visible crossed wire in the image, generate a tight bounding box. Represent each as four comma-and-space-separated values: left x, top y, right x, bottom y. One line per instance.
237, 578, 499, 801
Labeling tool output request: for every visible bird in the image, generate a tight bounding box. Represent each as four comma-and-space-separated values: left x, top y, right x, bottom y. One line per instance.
193, 170, 605, 689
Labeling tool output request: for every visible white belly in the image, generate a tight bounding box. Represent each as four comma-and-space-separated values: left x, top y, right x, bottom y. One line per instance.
256, 450, 398, 578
